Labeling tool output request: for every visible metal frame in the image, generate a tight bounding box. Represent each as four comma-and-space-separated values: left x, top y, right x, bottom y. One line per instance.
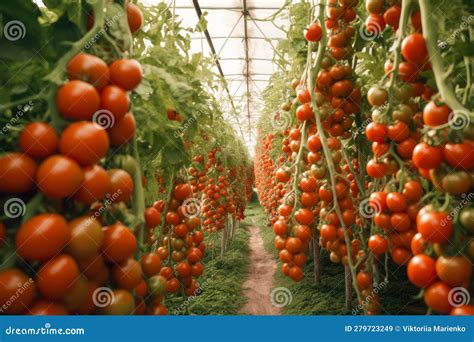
188, 0, 284, 139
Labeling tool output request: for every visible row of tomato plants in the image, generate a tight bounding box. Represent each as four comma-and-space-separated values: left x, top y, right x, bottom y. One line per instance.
0, 1, 253, 315
255, 0, 473, 315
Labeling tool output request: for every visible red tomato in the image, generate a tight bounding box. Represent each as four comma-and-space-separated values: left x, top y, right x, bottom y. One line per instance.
56, 80, 100, 120
107, 112, 136, 146
0, 153, 37, 193
407, 254, 437, 288
102, 222, 137, 263
100, 85, 130, 123
74, 165, 110, 205
19, 122, 59, 159
37, 155, 84, 198
305, 23, 322, 42
401, 33, 427, 63
16, 213, 69, 262
36, 254, 80, 300
59, 121, 109, 166
109, 59, 142, 91
67, 53, 109, 89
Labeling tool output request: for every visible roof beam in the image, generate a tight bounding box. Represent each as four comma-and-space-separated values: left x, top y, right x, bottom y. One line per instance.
243, 0, 251, 140
191, 0, 244, 139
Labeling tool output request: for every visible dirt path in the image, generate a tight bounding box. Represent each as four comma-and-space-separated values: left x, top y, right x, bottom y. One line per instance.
240, 225, 280, 315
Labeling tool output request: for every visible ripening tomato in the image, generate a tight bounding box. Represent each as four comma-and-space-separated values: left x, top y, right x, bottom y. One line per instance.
59, 121, 109, 166
127, 3, 143, 33
109, 59, 142, 91
107, 169, 134, 203
296, 103, 314, 121
368, 234, 388, 254
435, 255, 472, 287
402, 180, 423, 202
97, 289, 135, 315
412, 142, 443, 169
365, 123, 387, 143
74, 165, 110, 204
424, 281, 452, 313
450, 305, 474, 316
145, 207, 161, 228
410, 232, 427, 255
36, 254, 80, 300
416, 210, 452, 243
0, 153, 37, 193
289, 266, 304, 282
141, 253, 162, 277
112, 258, 142, 290
387, 121, 409, 142
67, 216, 103, 260
398, 61, 419, 82
356, 271, 372, 290
29, 300, 69, 315
174, 183, 192, 200
107, 112, 136, 146
383, 5, 401, 29
295, 208, 314, 225
386, 192, 407, 212
407, 254, 437, 288
366, 158, 387, 178
305, 23, 322, 42
67, 53, 109, 89
0, 268, 36, 314
19, 122, 59, 159
36, 155, 84, 198
365, 13, 385, 35
102, 222, 137, 263
16, 213, 69, 262
423, 102, 451, 127
100, 85, 130, 122
391, 247, 412, 265
56, 80, 100, 120
401, 33, 427, 63
443, 141, 474, 170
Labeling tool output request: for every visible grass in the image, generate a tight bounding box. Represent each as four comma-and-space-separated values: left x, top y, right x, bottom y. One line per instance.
245, 200, 423, 315
166, 223, 250, 315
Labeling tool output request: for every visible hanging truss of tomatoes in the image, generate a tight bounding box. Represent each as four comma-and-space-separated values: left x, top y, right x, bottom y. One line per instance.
255, 0, 473, 315
0, 0, 253, 316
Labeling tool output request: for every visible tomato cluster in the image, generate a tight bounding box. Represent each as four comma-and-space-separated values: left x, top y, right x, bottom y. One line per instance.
0, 4, 148, 315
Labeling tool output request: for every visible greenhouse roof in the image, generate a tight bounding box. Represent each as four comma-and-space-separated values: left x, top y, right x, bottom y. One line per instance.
140, 0, 290, 154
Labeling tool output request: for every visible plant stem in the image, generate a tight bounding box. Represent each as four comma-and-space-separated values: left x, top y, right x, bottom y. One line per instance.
419, 0, 473, 120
